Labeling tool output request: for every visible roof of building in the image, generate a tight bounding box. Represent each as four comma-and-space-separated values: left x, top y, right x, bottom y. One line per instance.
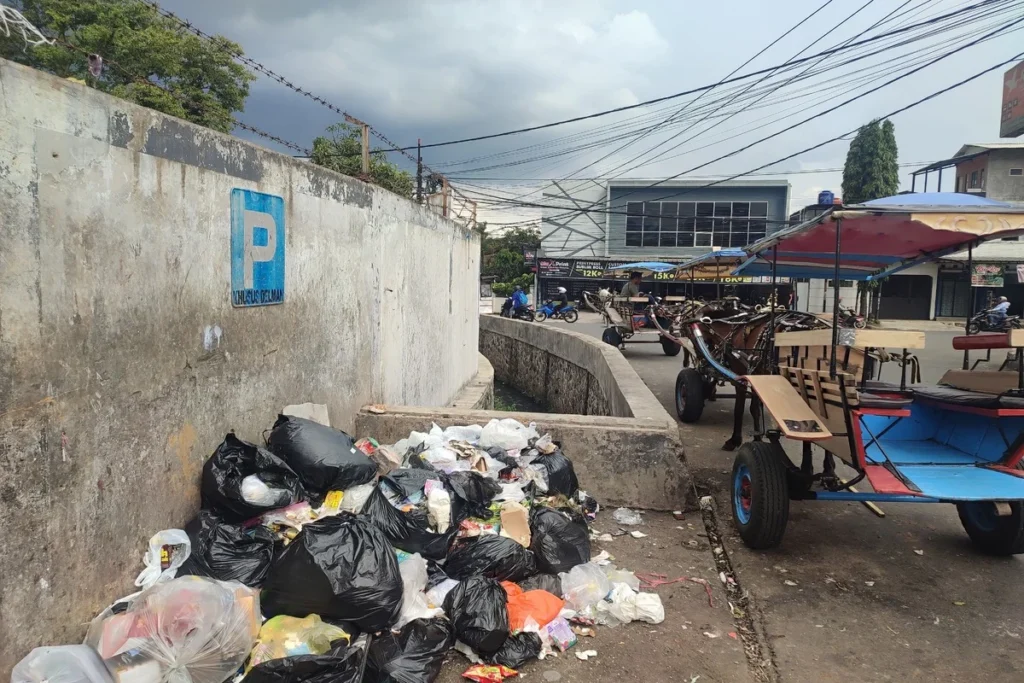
607, 178, 791, 189
912, 143, 1024, 175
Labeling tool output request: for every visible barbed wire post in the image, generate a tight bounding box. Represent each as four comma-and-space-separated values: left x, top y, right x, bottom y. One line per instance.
343, 114, 370, 176
416, 139, 423, 204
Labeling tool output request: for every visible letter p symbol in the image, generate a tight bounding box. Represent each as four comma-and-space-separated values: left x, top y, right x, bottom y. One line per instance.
243, 209, 277, 288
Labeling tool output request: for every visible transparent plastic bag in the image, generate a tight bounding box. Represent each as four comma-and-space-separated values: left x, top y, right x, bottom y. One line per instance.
479, 419, 538, 452
603, 566, 640, 591
396, 553, 445, 628
85, 576, 260, 683
558, 563, 611, 612
12, 646, 113, 683
442, 424, 483, 443
612, 508, 643, 525
248, 615, 350, 671
133, 529, 191, 590
338, 483, 375, 513
240, 474, 292, 507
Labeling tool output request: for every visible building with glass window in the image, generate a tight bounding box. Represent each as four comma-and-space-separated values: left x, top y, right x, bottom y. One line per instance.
536, 178, 791, 301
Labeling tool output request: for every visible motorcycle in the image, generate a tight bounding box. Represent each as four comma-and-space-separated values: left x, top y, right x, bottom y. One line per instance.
500, 297, 536, 322
839, 306, 867, 329
535, 301, 579, 323
967, 310, 1022, 334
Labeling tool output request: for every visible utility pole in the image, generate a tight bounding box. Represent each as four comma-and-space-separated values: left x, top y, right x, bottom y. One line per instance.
416, 138, 423, 203
344, 114, 370, 176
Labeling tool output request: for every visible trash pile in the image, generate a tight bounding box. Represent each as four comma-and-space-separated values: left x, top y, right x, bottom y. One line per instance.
12, 415, 665, 683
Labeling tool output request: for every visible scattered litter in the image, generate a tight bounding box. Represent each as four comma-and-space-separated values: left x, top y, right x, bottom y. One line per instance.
934, 616, 941, 625
913, 549, 925, 556
728, 632, 738, 639
596, 533, 615, 542
613, 508, 643, 525
367, 404, 386, 414
702, 631, 720, 639
865, 581, 876, 587
784, 580, 798, 587
572, 626, 595, 638
462, 664, 518, 682
953, 600, 966, 606
545, 617, 578, 651
574, 649, 598, 661
629, 530, 648, 539
673, 510, 685, 520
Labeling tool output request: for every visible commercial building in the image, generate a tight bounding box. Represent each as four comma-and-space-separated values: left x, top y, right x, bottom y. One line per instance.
538, 179, 791, 301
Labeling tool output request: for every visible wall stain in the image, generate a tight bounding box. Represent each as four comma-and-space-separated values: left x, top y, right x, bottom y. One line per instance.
167, 422, 198, 487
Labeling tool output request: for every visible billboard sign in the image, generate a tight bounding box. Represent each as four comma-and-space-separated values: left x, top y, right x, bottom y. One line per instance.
1001, 60, 1024, 138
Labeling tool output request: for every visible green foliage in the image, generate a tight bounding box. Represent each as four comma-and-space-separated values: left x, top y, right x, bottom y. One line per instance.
310, 123, 415, 198
841, 119, 899, 205
0, 0, 255, 133
491, 274, 533, 297
490, 249, 525, 283
479, 224, 540, 288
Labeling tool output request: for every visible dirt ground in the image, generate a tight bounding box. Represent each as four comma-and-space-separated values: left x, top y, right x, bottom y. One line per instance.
435, 512, 749, 683
526, 314, 1024, 682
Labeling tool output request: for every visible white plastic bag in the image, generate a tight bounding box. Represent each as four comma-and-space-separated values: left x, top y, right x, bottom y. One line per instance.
612, 508, 643, 525
240, 474, 291, 507
442, 424, 483, 443
12, 646, 113, 683
338, 483, 375, 513
494, 482, 527, 503
597, 584, 664, 626
479, 418, 538, 452
396, 554, 444, 628
425, 578, 459, 608
133, 529, 191, 590
426, 486, 452, 533
559, 563, 611, 611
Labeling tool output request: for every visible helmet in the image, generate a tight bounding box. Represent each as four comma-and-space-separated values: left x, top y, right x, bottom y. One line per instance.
557, 286, 567, 294
1000, 296, 1009, 302
514, 285, 522, 291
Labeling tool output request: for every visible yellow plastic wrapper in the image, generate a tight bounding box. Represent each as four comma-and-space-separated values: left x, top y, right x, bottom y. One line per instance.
247, 614, 350, 671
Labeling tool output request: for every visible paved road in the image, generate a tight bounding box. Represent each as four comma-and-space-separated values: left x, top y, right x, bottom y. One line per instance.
548, 314, 1024, 682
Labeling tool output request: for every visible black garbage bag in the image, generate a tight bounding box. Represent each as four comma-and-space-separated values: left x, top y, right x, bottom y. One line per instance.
361, 485, 455, 562
260, 514, 402, 632
266, 415, 377, 495
490, 632, 542, 670
383, 469, 437, 499
529, 507, 591, 575
446, 471, 502, 518
178, 510, 276, 586
484, 447, 519, 468
201, 434, 305, 521
445, 535, 537, 582
405, 444, 435, 471
443, 576, 509, 656
243, 642, 363, 683
518, 573, 562, 596
534, 448, 579, 497
364, 618, 454, 683
425, 561, 450, 590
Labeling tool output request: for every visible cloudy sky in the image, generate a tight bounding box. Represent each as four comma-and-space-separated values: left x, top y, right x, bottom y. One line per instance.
161, 0, 1024, 224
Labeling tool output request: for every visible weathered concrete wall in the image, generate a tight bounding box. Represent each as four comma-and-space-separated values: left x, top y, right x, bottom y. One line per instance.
0, 58, 479, 672
357, 316, 692, 513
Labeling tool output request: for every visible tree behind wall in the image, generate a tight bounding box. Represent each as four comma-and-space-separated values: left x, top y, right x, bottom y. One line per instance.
0, 0, 255, 133
842, 119, 899, 317
310, 123, 415, 198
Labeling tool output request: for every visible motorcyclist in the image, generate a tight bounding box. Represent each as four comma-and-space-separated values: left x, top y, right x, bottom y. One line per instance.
511, 285, 529, 314
988, 295, 1011, 327
554, 286, 570, 316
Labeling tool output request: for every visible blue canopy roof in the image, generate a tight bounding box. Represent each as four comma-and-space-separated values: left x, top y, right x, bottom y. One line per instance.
862, 192, 1011, 208
603, 261, 678, 273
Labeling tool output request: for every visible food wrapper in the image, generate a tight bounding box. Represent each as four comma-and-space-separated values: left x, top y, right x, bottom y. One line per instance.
545, 617, 577, 651
247, 614, 350, 671
462, 664, 518, 682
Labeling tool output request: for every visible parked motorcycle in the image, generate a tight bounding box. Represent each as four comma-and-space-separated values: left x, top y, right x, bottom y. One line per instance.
967, 311, 1022, 334
500, 297, 536, 322
839, 306, 867, 329
534, 301, 579, 323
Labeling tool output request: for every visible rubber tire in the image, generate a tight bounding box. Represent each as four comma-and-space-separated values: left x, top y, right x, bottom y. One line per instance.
563, 310, 579, 323
534, 312, 547, 322
957, 500, 1024, 556
854, 318, 867, 329
732, 441, 790, 550
968, 321, 981, 335
675, 367, 705, 423
661, 336, 682, 356
601, 327, 623, 348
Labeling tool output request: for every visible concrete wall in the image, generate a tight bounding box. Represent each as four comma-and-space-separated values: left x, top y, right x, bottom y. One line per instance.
988, 149, 1024, 202
357, 315, 692, 512
0, 58, 479, 672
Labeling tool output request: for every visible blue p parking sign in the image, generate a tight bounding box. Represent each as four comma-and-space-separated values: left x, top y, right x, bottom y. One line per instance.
230, 189, 285, 307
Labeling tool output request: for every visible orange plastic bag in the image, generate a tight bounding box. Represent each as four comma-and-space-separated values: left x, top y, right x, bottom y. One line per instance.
501, 581, 564, 632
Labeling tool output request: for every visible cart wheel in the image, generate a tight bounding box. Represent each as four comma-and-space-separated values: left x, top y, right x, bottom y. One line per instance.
732, 441, 790, 550
661, 337, 682, 356
601, 327, 623, 348
967, 321, 981, 335
675, 368, 705, 423
563, 310, 579, 323
854, 319, 867, 329
957, 501, 1024, 556
534, 312, 547, 322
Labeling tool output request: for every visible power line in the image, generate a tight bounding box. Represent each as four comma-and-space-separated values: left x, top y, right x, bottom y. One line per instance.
396, 0, 1011, 152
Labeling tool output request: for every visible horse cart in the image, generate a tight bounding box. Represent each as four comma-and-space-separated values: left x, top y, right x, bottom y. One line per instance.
726, 193, 1024, 555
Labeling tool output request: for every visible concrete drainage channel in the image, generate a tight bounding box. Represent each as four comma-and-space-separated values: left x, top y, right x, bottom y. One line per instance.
699, 496, 781, 683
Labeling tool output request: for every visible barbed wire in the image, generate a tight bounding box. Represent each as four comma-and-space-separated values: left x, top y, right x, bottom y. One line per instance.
47, 34, 312, 155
